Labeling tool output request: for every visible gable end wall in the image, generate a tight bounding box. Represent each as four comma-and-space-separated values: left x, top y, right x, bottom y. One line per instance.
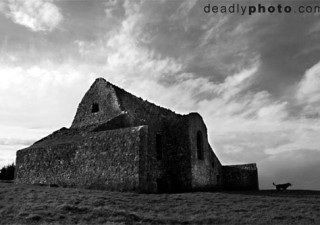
188, 113, 222, 190
16, 126, 148, 191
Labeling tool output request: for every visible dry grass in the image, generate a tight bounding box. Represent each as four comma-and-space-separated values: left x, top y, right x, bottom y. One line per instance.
0, 182, 320, 224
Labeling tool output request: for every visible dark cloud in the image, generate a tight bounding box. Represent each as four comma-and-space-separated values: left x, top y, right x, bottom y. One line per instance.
252, 15, 320, 99
129, 0, 320, 103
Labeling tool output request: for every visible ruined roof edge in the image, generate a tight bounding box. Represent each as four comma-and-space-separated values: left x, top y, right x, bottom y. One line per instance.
96, 77, 184, 117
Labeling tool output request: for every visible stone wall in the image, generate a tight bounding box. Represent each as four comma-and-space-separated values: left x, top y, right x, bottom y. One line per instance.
188, 113, 222, 190
16, 126, 148, 191
222, 164, 259, 190
16, 78, 259, 193
135, 117, 193, 193
154, 118, 192, 192
113, 82, 178, 124
108, 83, 194, 192
71, 78, 123, 128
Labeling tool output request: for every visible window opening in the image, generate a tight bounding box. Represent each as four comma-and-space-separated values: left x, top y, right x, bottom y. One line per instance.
197, 131, 204, 160
156, 134, 162, 160
91, 103, 99, 113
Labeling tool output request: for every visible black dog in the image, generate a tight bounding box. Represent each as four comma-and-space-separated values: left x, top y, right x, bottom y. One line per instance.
273, 182, 292, 191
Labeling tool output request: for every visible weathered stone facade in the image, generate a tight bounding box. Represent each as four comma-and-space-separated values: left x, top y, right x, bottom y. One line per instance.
222, 164, 259, 190
16, 78, 259, 192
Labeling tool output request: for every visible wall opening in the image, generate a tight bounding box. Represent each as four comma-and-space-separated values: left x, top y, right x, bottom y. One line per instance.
212, 161, 215, 168
156, 134, 162, 160
91, 103, 99, 113
197, 131, 204, 160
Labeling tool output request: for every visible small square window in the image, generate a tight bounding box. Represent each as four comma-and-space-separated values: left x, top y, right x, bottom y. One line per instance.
92, 103, 99, 113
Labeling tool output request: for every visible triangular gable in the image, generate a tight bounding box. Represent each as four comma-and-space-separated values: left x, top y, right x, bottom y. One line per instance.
71, 78, 123, 128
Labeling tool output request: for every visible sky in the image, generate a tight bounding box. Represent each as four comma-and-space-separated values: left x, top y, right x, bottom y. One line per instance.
0, 0, 320, 190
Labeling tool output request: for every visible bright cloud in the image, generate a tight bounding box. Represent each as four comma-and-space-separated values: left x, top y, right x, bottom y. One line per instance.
0, 125, 53, 166
0, 62, 99, 166
0, 63, 98, 129
2, 0, 63, 32
297, 61, 320, 104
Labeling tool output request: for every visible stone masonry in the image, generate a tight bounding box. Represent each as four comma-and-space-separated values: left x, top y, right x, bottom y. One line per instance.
15, 78, 259, 192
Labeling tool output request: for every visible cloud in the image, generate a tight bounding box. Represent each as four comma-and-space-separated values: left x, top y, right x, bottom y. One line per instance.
0, 2, 5, 12
257, 102, 288, 121
0, 133, 42, 168
0, 145, 18, 167
295, 61, 320, 119
2, 0, 63, 32
263, 118, 320, 155
0, 124, 54, 168
104, 0, 125, 19
171, 0, 197, 21
0, 62, 98, 129
297, 61, 320, 105
102, 1, 184, 95
309, 21, 320, 34
0, 138, 35, 146
0, 62, 99, 168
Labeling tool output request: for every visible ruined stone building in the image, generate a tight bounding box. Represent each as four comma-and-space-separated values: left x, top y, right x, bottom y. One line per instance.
16, 78, 258, 192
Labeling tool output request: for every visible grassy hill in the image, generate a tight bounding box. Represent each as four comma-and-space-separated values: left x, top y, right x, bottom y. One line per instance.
0, 181, 319, 224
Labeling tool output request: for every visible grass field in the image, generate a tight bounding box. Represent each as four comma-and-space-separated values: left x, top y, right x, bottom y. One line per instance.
0, 181, 320, 224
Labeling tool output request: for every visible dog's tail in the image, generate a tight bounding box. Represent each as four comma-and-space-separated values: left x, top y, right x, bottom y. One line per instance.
273, 182, 276, 186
